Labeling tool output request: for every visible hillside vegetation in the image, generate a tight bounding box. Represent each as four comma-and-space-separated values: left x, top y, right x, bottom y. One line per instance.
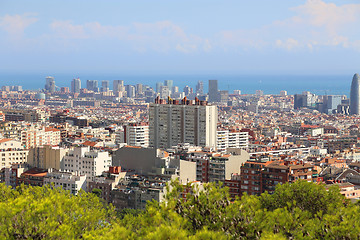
0, 181, 358, 239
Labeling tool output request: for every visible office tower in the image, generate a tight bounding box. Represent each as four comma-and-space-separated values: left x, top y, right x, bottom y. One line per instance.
156, 82, 163, 93
113, 80, 124, 93
149, 97, 217, 149
196, 81, 204, 95
101, 80, 110, 92
164, 80, 173, 92
136, 83, 143, 95
208, 80, 219, 102
323, 95, 342, 114
45, 76, 55, 93
86, 80, 98, 92
350, 73, 360, 115
294, 94, 304, 109
71, 78, 81, 93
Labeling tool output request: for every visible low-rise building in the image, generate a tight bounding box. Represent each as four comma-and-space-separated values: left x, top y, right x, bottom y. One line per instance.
61, 147, 112, 180
44, 169, 87, 195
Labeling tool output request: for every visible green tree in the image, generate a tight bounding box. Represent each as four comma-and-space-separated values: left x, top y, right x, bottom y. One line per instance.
0, 183, 115, 239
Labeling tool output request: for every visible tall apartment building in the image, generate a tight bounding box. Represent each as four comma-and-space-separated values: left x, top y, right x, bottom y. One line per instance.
113, 80, 124, 93
61, 147, 112, 180
71, 78, 81, 93
124, 123, 149, 147
101, 80, 110, 92
149, 97, 217, 149
216, 130, 249, 152
86, 80, 98, 92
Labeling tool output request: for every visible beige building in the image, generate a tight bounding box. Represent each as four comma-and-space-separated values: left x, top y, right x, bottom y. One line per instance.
149, 98, 217, 150
0, 139, 28, 168
27, 145, 69, 170
112, 146, 166, 175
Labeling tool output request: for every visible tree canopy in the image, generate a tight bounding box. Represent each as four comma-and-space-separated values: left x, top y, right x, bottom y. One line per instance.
0, 180, 359, 239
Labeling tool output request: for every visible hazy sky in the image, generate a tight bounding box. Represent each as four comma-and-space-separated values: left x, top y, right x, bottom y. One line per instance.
0, 0, 359, 74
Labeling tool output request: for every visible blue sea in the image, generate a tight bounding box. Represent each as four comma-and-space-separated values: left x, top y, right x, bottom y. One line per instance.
0, 73, 352, 96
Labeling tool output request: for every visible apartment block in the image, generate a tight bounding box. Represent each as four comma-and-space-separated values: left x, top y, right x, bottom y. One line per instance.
0, 139, 28, 167
124, 123, 149, 147
239, 160, 318, 196
61, 147, 112, 180
149, 97, 217, 149
21, 126, 61, 149
44, 169, 87, 195
27, 145, 69, 170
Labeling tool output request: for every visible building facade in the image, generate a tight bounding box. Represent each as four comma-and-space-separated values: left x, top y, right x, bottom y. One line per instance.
350, 73, 360, 115
124, 123, 149, 147
149, 97, 217, 149
61, 147, 112, 180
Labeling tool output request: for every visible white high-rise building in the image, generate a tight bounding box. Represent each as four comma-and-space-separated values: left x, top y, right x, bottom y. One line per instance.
149, 97, 217, 149
216, 130, 249, 152
62, 147, 112, 180
124, 123, 149, 147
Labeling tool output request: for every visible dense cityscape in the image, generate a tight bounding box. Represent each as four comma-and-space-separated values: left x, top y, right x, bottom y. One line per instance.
0, 74, 360, 206
2, 0, 360, 238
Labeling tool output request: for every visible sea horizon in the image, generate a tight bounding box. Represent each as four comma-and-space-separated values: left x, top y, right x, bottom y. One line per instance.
0, 73, 353, 96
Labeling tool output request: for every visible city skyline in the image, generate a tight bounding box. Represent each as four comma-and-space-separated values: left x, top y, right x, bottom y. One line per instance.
0, 0, 360, 74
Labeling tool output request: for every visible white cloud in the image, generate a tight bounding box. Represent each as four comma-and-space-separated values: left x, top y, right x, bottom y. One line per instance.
0, 13, 38, 38
219, 0, 360, 52
48, 20, 207, 54
293, 0, 360, 34
276, 38, 300, 51
51, 21, 88, 39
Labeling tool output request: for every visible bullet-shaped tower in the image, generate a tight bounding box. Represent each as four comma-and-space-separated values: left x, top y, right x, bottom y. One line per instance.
350, 73, 360, 115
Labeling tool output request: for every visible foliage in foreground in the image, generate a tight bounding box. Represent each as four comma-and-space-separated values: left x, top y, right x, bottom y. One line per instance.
0, 180, 359, 239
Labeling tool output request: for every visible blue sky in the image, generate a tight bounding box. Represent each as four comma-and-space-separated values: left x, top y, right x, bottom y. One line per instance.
0, 0, 359, 74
